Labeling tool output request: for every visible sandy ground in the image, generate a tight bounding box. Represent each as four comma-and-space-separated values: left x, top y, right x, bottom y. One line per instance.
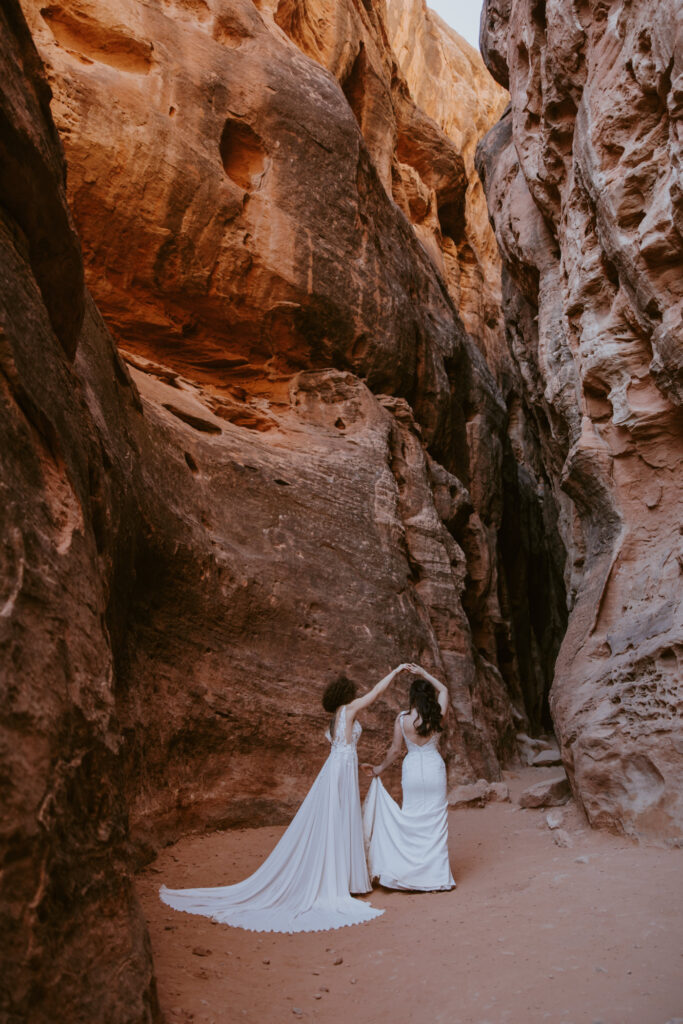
136, 768, 683, 1024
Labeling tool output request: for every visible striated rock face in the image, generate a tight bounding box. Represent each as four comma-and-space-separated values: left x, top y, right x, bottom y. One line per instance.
1, 0, 570, 1017
387, 0, 510, 378
478, 0, 683, 842
16, 0, 569, 809
0, 3, 158, 1020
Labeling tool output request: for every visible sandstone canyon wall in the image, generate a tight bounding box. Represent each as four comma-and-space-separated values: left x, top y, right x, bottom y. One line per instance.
387, 0, 510, 378
1, 0, 570, 1018
0, 4, 159, 1019
477, 0, 683, 843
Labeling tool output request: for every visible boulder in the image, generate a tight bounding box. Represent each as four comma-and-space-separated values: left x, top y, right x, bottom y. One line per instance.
448, 780, 489, 808
532, 749, 563, 768
448, 779, 510, 807
519, 775, 571, 809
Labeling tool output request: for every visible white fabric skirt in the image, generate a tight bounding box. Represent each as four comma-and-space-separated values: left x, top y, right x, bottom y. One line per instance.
363, 749, 455, 891
160, 746, 383, 933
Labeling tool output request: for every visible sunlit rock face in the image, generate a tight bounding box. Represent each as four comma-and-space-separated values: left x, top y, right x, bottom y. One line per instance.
478, 0, 683, 843
0, 0, 570, 1017
15, 0, 568, 822
387, 0, 510, 379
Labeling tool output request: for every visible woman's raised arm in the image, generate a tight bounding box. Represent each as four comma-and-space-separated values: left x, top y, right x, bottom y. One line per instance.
347, 663, 409, 720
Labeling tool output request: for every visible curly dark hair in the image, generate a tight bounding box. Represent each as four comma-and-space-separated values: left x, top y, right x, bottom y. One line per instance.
322, 674, 357, 713
409, 678, 443, 736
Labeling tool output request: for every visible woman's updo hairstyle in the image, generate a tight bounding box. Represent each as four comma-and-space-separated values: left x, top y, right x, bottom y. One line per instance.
409, 678, 443, 736
322, 675, 357, 713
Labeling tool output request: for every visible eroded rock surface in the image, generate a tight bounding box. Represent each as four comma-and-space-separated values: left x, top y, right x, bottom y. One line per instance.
478, 0, 683, 842
16, 0, 569, 804
1, 0, 570, 1018
0, 3, 158, 1020
387, 0, 510, 378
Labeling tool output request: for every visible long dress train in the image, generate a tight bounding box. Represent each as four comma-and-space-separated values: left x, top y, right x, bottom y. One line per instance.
159, 705, 384, 932
363, 712, 455, 891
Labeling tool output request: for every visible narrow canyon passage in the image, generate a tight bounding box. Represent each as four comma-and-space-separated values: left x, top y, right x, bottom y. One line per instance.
2, 0, 682, 1019
138, 769, 683, 1024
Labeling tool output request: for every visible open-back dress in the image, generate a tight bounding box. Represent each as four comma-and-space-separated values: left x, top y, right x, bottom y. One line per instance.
363, 711, 455, 891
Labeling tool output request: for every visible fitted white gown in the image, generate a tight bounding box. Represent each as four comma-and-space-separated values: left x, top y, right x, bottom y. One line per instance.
159, 706, 384, 932
363, 712, 455, 891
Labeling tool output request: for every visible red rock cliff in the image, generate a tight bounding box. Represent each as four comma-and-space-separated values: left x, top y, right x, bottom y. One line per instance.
2, 0, 569, 1019
477, 0, 683, 842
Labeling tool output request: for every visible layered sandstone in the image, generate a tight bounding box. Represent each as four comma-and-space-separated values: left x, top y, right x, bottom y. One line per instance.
387, 0, 510, 379
0, 4, 158, 1019
17, 0, 568, 804
1, 0, 569, 1019
478, 0, 683, 842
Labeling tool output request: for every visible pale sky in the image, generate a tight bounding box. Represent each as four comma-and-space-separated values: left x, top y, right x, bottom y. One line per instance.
427, 0, 484, 50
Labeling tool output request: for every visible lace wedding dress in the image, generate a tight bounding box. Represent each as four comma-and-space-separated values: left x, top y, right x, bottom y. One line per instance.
363, 712, 455, 891
159, 706, 384, 932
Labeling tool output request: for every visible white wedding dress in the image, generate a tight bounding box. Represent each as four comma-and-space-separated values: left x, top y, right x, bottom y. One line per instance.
363, 712, 455, 891
159, 706, 384, 932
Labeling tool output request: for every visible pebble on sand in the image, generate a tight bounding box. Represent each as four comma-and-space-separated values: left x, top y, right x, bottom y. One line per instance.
552, 829, 573, 848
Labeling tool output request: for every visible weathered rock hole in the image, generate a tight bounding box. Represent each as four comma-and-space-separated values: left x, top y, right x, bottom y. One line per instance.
212, 11, 253, 48
162, 404, 222, 434
438, 198, 465, 244
659, 647, 677, 665
168, 106, 176, 117
40, 6, 153, 74
601, 254, 620, 288
546, 97, 577, 124
341, 46, 367, 132
351, 333, 369, 361
184, 451, 199, 472
531, 0, 546, 32
645, 297, 661, 320
619, 208, 646, 230
334, 418, 346, 430
637, 29, 652, 55
162, 0, 211, 21
211, 404, 277, 432
219, 120, 268, 192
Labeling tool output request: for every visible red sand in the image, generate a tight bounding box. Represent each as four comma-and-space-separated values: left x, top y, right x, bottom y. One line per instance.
136, 768, 683, 1024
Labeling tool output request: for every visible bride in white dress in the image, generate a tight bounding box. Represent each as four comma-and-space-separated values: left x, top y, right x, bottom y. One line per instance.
362, 665, 455, 892
159, 663, 412, 933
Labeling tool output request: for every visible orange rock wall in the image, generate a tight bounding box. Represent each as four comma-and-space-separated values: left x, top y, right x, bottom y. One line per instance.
2, 0, 568, 1019
387, 0, 510, 378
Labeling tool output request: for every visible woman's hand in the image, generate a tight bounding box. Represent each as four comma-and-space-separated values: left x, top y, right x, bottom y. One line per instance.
347, 663, 411, 716
361, 763, 380, 777
408, 662, 439, 681
406, 662, 425, 676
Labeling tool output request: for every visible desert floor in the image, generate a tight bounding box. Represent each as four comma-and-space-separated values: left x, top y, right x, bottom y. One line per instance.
136, 767, 683, 1024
